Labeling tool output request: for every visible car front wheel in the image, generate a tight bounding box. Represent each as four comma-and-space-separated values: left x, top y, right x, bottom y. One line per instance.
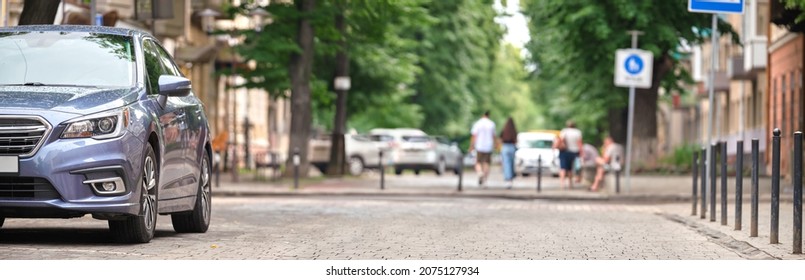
0, 217, 4, 228
172, 151, 212, 233
435, 159, 446, 176
109, 143, 158, 243
348, 156, 364, 176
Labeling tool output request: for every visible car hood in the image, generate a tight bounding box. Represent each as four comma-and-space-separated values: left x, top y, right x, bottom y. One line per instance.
515, 148, 556, 159
0, 85, 140, 115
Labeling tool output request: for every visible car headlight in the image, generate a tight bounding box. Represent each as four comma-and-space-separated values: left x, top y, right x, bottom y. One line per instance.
61, 108, 129, 139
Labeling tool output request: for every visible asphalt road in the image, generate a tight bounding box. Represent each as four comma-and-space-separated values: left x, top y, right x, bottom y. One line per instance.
0, 195, 745, 260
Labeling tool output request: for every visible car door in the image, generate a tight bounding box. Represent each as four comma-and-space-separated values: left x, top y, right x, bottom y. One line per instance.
143, 39, 191, 201
154, 43, 201, 187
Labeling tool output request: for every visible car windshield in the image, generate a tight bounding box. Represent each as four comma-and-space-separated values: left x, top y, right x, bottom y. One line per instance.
402, 136, 431, 142
0, 31, 135, 88
520, 139, 553, 149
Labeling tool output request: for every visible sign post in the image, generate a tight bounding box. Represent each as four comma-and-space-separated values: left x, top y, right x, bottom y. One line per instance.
614, 31, 651, 193
688, 0, 744, 204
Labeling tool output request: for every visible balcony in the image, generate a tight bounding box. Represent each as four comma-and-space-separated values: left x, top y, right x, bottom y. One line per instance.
743, 38, 767, 73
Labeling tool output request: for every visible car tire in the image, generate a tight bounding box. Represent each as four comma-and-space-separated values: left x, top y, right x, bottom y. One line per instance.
394, 168, 403, 175
434, 159, 446, 176
109, 143, 158, 243
521, 172, 530, 177
414, 169, 421, 175
348, 156, 365, 176
0, 217, 4, 228
172, 151, 212, 233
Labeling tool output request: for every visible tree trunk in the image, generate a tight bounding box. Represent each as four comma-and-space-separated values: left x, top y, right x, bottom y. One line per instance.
18, 0, 60, 25
284, 0, 316, 177
608, 108, 627, 145
621, 54, 673, 170
327, 12, 349, 176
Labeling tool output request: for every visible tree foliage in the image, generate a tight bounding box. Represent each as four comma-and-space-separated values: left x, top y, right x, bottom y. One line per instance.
232, 0, 540, 167
522, 0, 736, 147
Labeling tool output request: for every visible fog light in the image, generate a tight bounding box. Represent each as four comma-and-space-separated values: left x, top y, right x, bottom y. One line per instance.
102, 182, 116, 191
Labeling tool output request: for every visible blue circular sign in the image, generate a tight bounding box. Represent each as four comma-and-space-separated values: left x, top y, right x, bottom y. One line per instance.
624, 55, 643, 75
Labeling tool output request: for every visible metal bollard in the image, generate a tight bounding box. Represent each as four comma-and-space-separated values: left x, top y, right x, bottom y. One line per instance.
710, 143, 717, 222
771, 128, 781, 244
293, 147, 300, 190
751, 139, 759, 237
615, 155, 621, 194
721, 141, 728, 226
794, 132, 803, 254
215, 156, 221, 188
735, 140, 743, 230
537, 155, 542, 193
457, 153, 463, 192
692, 150, 698, 216
379, 150, 385, 190
701, 147, 707, 220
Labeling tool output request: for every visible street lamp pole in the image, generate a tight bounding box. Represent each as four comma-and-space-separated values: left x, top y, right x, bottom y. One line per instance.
624, 30, 643, 194
706, 14, 719, 188
230, 39, 239, 182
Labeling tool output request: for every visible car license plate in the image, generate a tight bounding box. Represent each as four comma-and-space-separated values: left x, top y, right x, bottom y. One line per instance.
0, 156, 19, 174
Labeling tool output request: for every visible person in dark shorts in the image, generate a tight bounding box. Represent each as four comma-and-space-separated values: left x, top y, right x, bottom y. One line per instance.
556, 120, 583, 189
470, 111, 496, 187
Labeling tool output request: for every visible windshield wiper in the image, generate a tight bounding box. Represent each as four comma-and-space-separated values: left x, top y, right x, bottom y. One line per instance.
0, 82, 99, 88
23, 82, 44, 86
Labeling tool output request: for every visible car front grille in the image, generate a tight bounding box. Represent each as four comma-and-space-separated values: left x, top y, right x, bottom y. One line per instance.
0, 116, 50, 157
0, 177, 60, 200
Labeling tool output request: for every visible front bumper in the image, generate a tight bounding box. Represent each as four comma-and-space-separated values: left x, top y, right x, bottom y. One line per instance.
516, 159, 560, 175
0, 116, 144, 218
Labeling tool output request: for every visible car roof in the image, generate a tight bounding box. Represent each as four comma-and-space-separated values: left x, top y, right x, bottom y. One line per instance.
518, 132, 556, 140
369, 128, 427, 137
0, 25, 141, 37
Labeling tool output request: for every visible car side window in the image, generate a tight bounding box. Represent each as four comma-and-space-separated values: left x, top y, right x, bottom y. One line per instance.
154, 43, 183, 77
142, 39, 166, 96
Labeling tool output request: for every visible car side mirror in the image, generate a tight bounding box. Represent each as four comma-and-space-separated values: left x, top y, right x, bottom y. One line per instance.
159, 75, 192, 97
157, 75, 191, 107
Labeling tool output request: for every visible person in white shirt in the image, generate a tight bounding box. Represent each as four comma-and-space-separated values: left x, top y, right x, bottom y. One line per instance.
556, 120, 583, 189
469, 111, 496, 187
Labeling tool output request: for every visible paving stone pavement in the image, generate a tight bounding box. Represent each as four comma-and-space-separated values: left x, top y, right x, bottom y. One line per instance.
0, 196, 745, 260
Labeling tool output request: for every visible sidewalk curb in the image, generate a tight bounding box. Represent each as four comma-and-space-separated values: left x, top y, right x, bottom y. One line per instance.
210, 190, 693, 203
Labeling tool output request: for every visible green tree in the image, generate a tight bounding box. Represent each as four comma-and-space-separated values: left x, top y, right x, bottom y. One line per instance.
410, 0, 504, 137
235, 0, 428, 176
522, 0, 736, 164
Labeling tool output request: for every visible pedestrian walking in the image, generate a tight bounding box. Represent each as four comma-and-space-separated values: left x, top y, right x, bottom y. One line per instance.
555, 120, 583, 189
469, 111, 496, 187
500, 117, 518, 189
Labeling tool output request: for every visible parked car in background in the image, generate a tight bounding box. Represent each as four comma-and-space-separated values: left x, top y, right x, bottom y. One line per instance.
309, 133, 394, 176
0, 26, 212, 243
369, 128, 460, 175
515, 131, 561, 177
433, 136, 464, 174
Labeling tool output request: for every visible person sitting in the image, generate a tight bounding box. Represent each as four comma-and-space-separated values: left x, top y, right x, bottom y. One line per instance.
589, 136, 624, 191
575, 143, 600, 184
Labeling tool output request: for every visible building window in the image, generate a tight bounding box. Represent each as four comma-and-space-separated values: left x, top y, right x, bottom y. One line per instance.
783, 75, 787, 133
773, 77, 777, 130
757, 2, 769, 37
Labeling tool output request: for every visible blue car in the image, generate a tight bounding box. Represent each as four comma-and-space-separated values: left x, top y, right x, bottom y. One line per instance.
0, 25, 212, 243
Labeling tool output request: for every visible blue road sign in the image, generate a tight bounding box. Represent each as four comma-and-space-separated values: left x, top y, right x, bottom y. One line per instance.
624, 55, 643, 75
689, 0, 744, 14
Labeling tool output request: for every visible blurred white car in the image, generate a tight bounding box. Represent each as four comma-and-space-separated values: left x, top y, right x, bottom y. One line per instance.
369, 128, 461, 175
515, 131, 560, 177
309, 133, 394, 176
